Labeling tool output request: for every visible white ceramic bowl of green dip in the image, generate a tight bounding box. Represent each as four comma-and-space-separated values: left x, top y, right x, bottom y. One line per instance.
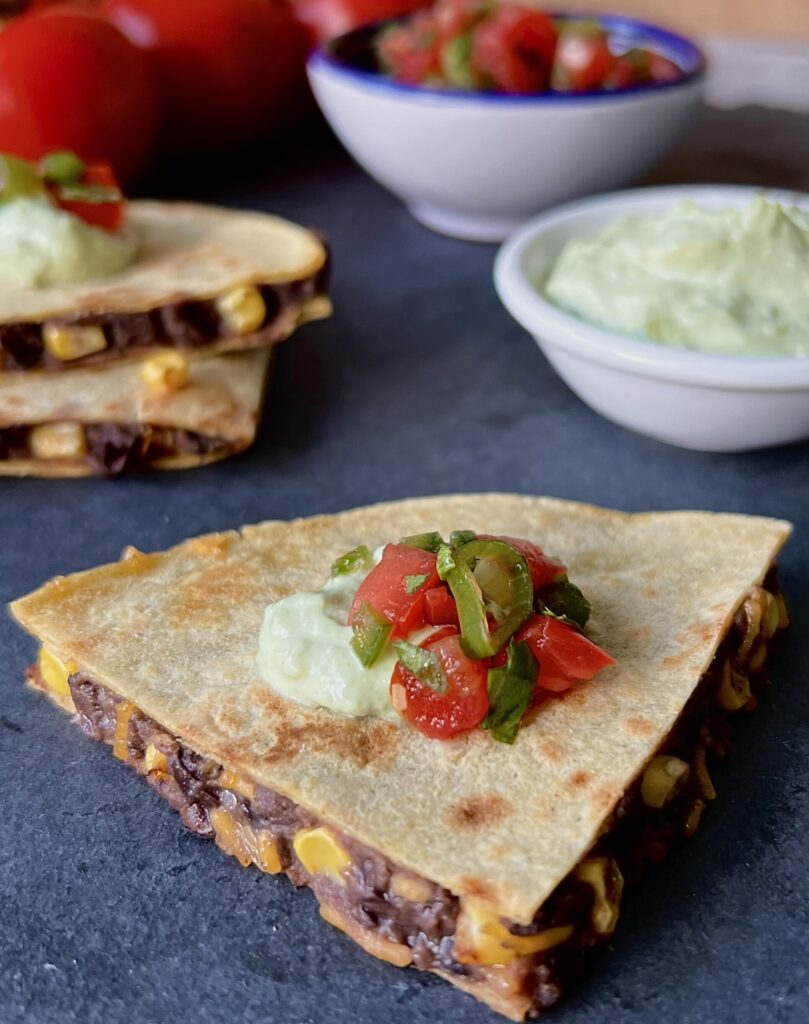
494, 185, 809, 452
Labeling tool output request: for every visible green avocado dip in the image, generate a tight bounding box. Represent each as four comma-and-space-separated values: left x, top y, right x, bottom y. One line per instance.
544, 197, 809, 357
0, 197, 137, 289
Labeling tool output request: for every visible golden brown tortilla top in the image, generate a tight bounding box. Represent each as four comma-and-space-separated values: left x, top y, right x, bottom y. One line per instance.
10, 494, 791, 923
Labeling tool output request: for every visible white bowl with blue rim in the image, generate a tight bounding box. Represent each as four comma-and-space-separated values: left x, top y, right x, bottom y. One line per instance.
493, 184, 809, 451
307, 16, 705, 242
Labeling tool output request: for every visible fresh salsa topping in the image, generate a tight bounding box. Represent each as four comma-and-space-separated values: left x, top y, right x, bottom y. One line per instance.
333, 530, 615, 742
376, 0, 684, 95
0, 150, 126, 232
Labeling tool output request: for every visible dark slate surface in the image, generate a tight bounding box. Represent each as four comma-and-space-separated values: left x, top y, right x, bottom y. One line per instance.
1, 106, 807, 1024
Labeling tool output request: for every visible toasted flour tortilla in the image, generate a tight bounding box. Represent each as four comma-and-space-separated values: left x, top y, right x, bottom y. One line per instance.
0, 202, 328, 324
0, 347, 269, 476
11, 495, 791, 922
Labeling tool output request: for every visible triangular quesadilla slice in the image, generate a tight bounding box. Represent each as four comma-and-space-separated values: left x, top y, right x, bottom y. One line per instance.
10, 495, 791, 1018
0, 347, 270, 475
0, 201, 330, 374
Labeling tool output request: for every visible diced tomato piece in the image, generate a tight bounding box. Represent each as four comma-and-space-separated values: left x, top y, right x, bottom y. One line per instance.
516, 614, 614, 691
349, 543, 439, 638
479, 534, 566, 591
471, 4, 557, 93
377, 12, 441, 85
551, 22, 612, 91
603, 52, 639, 89
390, 629, 489, 739
54, 160, 125, 232
433, 0, 487, 43
424, 585, 460, 627
647, 52, 682, 83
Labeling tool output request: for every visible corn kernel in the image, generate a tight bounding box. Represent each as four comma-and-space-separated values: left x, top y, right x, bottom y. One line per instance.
143, 743, 168, 774
641, 755, 690, 809
292, 826, 351, 884
39, 648, 77, 697
218, 769, 256, 801
576, 857, 623, 935
215, 286, 266, 336
43, 323, 107, 361
29, 422, 86, 460
113, 700, 135, 761
209, 807, 282, 873
455, 897, 573, 966
390, 872, 434, 904
139, 351, 189, 392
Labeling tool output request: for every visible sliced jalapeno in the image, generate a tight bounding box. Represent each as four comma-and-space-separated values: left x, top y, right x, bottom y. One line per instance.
437, 539, 533, 658
350, 601, 391, 667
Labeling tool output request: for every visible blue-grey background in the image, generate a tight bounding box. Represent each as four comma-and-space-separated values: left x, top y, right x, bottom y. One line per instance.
1, 107, 807, 1024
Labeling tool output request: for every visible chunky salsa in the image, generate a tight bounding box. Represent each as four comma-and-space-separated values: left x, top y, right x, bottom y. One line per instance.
0, 150, 126, 231
335, 531, 614, 741
375, 0, 683, 94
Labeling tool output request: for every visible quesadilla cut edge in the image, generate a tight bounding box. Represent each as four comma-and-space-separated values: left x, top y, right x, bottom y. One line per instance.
0, 347, 270, 476
11, 495, 792, 1019
0, 201, 330, 374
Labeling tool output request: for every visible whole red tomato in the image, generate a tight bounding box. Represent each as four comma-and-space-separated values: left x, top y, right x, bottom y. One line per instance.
0, 8, 159, 182
101, 0, 309, 153
291, 0, 428, 42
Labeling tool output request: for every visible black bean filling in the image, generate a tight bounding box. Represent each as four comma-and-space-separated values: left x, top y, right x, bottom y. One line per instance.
1, 423, 231, 475
46, 573, 785, 1015
0, 267, 328, 372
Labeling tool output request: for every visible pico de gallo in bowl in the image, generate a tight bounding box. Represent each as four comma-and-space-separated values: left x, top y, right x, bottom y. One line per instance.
257, 531, 614, 743
374, 0, 687, 95
308, 10, 704, 239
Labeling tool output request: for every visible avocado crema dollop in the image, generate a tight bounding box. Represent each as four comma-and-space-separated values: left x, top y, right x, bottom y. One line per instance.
256, 549, 429, 722
0, 197, 137, 289
544, 197, 809, 357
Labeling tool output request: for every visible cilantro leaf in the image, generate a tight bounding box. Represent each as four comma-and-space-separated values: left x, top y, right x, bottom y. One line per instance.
393, 640, 448, 694
404, 572, 431, 595
536, 580, 591, 629
481, 641, 537, 744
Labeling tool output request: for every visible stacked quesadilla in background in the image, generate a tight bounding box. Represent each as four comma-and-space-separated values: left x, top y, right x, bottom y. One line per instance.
11, 494, 792, 1019
0, 201, 330, 475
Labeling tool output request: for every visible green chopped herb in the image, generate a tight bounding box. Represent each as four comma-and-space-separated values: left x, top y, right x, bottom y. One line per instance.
393, 640, 448, 694
39, 150, 86, 187
449, 530, 477, 548
441, 33, 476, 89
0, 154, 44, 203
482, 641, 537, 744
350, 602, 391, 667
401, 531, 444, 553
404, 572, 431, 595
537, 580, 591, 629
330, 544, 371, 578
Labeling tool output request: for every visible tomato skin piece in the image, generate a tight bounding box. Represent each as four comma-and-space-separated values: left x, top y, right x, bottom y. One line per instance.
0, 9, 158, 183
424, 586, 460, 627
517, 615, 614, 691
377, 13, 442, 85
551, 24, 612, 91
53, 161, 126, 232
291, 0, 428, 43
471, 5, 557, 93
102, 0, 309, 153
349, 543, 439, 638
391, 630, 489, 739
479, 535, 566, 591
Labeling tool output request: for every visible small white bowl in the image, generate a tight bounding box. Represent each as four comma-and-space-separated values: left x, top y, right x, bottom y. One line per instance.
308, 18, 705, 242
494, 185, 809, 452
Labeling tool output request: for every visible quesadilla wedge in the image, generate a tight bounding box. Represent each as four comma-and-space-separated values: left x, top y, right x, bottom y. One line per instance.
10, 495, 791, 1019
0, 347, 269, 475
0, 200, 330, 374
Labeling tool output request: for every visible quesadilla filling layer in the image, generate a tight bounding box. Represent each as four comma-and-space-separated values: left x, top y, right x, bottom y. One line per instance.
0, 273, 329, 372
0, 422, 234, 474
30, 574, 788, 1020
258, 533, 614, 743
